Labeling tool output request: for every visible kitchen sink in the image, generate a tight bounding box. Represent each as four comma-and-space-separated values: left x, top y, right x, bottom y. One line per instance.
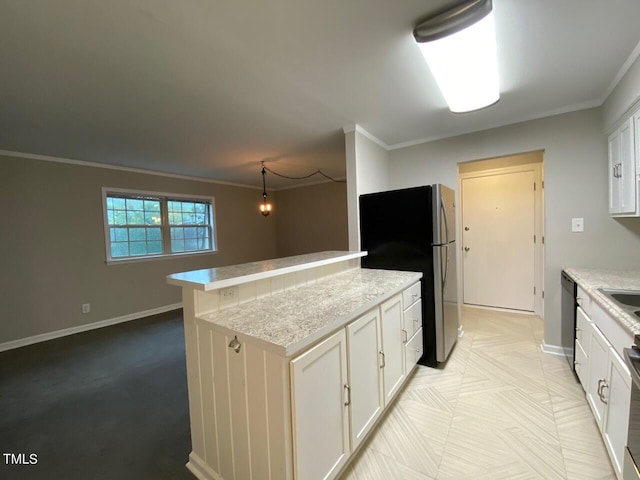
599, 288, 640, 316
611, 293, 640, 308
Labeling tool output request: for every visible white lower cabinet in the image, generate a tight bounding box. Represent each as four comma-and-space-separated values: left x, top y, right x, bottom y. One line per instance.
291, 289, 420, 480
346, 308, 384, 451
291, 329, 350, 480
580, 300, 632, 480
602, 348, 632, 476
586, 322, 610, 430
381, 294, 406, 403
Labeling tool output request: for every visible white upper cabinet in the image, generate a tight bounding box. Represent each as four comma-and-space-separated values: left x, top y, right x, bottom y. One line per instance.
609, 114, 638, 216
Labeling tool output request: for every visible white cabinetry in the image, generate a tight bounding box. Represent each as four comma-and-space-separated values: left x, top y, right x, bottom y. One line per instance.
603, 350, 632, 476
585, 322, 610, 429
291, 285, 421, 480
346, 309, 384, 451
380, 294, 406, 403
576, 289, 633, 480
291, 330, 350, 480
609, 115, 638, 216
574, 306, 591, 389
402, 282, 424, 372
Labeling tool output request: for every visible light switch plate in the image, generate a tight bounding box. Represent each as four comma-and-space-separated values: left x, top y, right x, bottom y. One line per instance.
572, 217, 584, 232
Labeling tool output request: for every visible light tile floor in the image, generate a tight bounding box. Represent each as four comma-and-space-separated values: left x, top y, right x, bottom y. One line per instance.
341, 307, 616, 480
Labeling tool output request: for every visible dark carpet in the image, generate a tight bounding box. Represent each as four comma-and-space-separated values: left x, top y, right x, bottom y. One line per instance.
0, 310, 193, 480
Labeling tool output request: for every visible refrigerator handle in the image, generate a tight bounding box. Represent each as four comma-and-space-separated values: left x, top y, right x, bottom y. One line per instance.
440, 197, 450, 244
442, 244, 449, 290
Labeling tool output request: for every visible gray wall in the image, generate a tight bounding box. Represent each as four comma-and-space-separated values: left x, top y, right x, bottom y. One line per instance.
387, 108, 640, 348
0, 154, 278, 344
603, 53, 640, 132
345, 129, 390, 250
274, 182, 348, 257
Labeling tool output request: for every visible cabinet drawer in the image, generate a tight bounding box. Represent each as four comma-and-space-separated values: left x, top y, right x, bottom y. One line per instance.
405, 328, 423, 371
576, 306, 591, 350
402, 282, 421, 309
403, 299, 422, 339
575, 340, 588, 391
577, 286, 592, 317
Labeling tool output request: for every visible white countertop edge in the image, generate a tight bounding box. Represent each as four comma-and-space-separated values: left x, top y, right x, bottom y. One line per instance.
166, 251, 367, 291
197, 271, 423, 358
564, 268, 640, 335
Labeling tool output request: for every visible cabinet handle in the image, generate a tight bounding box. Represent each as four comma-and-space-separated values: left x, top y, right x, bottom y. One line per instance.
402, 329, 408, 344
617, 163, 623, 178
344, 384, 351, 406
600, 381, 609, 404
597, 379, 603, 396
228, 336, 242, 353
576, 296, 582, 303
379, 351, 386, 368
413, 317, 420, 323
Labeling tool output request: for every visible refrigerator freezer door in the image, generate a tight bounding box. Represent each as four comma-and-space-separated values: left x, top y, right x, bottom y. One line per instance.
432, 185, 459, 362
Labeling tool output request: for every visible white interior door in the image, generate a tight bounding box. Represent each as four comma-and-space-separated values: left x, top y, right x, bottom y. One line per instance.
461, 170, 535, 311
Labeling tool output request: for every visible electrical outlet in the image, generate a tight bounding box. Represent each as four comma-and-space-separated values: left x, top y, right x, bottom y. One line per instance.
571, 217, 584, 233
220, 287, 238, 299
82, 303, 91, 314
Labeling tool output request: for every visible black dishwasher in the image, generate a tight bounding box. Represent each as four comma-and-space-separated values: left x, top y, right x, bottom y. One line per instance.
561, 271, 577, 373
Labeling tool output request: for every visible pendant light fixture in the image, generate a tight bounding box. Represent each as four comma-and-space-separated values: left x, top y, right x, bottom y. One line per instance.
259, 161, 272, 217
413, 0, 499, 113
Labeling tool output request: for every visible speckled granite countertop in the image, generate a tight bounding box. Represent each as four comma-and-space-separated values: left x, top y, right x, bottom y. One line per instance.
564, 268, 640, 334
167, 250, 366, 291
199, 268, 422, 356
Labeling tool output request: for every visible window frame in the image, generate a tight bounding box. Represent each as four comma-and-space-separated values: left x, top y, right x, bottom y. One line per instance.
101, 187, 218, 264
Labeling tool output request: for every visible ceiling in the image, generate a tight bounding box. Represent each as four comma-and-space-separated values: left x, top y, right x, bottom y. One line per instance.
2, 0, 640, 189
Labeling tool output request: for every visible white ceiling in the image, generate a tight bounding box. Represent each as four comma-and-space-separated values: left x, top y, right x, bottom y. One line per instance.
2, 0, 640, 188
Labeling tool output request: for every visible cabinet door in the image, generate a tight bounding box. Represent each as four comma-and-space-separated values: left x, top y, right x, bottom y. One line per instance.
346, 309, 384, 451
586, 323, 610, 431
609, 129, 622, 214
291, 330, 350, 480
619, 117, 636, 214
380, 294, 406, 404
602, 350, 632, 478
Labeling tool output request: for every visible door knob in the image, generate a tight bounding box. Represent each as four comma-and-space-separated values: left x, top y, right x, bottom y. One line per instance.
464, 226, 470, 231
464, 246, 470, 252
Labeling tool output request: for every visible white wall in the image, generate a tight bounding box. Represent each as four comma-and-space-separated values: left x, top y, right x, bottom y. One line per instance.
345, 127, 390, 249
387, 108, 640, 349
603, 53, 640, 132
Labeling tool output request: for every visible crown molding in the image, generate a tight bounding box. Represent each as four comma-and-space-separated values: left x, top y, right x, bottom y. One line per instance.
600, 37, 640, 105
0, 149, 263, 190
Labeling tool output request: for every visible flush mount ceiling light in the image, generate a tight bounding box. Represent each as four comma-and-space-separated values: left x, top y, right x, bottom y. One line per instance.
413, 0, 499, 113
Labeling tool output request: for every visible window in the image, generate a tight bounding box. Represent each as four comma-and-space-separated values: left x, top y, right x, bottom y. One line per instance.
103, 188, 216, 262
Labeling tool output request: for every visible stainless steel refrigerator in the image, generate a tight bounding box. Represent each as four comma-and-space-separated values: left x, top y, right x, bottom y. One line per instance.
359, 184, 459, 367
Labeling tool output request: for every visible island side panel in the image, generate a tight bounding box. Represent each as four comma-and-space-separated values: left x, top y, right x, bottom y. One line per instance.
197, 328, 220, 473
182, 288, 206, 464
197, 319, 292, 480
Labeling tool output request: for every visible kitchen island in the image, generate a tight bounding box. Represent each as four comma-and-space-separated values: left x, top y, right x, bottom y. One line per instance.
167, 251, 424, 480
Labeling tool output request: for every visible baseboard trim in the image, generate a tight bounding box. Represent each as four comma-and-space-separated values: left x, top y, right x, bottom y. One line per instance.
540, 342, 565, 356
186, 452, 222, 480
0, 303, 183, 352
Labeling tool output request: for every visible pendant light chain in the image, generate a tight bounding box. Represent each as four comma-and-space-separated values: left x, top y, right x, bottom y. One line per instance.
263, 166, 346, 183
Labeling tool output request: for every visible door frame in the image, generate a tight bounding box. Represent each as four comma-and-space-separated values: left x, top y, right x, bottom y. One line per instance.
457, 162, 545, 317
